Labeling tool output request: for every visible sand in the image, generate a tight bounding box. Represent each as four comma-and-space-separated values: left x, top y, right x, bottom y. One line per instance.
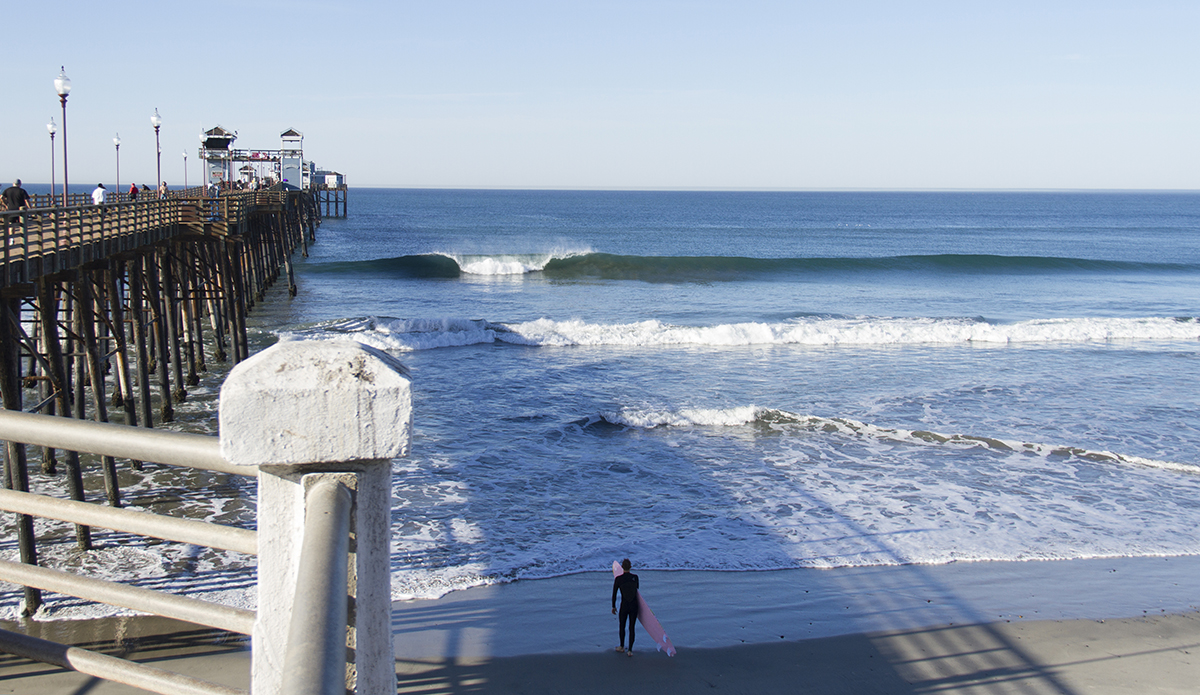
1, 556, 1198, 693
393, 614, 1200, 694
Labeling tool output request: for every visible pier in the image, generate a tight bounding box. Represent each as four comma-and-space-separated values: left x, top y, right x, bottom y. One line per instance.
0, 185, 320, 608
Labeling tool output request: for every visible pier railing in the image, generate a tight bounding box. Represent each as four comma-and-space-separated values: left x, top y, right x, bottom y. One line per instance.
0, 341, 411, 695
0, 191, 303, 288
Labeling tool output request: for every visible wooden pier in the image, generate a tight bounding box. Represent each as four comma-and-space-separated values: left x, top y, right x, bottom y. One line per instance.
314, 182, 348, 218
0, 186, 320, 613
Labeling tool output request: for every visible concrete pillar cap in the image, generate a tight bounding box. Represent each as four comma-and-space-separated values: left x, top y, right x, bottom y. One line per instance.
219, 340, 412, 466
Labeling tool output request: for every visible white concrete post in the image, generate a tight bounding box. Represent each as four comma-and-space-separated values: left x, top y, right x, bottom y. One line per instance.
219, 340, 411, 695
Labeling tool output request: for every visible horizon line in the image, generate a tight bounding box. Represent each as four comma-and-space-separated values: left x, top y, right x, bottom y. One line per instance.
351, 185, 1200, 193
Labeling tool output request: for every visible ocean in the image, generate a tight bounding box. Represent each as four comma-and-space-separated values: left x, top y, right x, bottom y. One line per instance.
282, 189, 1200, 600
6, 188, 1200, 615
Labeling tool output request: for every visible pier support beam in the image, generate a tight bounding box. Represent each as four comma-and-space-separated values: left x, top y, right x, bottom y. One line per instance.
0, 298, 42, 614
128, 259, 154, 436
144, 254, 173, 423
37, 279, 91, 550
220, 340, 410, 695
78, 274, 120, 507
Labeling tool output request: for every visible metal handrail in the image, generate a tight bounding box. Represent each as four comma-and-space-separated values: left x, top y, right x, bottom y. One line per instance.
0, 408, 257, 694
0, 560, 254, 635
0, 488, 256, 554
0, 408, 250, 476
281, 478, 353, 695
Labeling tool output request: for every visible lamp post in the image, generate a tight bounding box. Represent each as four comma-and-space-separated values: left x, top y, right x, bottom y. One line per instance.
54, 67, 71, 207
183, 151, 188, 191
113, 134, 121, 200
151, 108, 162, 194
47, 118, 57, 203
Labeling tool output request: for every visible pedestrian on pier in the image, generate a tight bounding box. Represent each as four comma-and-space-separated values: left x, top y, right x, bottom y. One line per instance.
158, 181, 168, 199
92, 183, 107, 218
128, 183, 139, 201
1, 179, 32, 211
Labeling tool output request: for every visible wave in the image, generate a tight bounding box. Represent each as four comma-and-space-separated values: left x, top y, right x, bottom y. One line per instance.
307, 250, 593, 278
589, 406, 1200, 475
281, 315, 1200, 352
306, 252, 1200, 281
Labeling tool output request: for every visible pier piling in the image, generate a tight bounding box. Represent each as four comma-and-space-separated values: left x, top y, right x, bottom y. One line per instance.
1, 187, 323, 586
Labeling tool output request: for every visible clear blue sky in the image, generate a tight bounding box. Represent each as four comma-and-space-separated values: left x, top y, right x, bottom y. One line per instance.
3, 1, 1196, 190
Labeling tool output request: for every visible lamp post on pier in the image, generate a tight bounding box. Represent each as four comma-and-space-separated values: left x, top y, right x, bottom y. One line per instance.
183, 151, 188, 191
46, 118, 57, 204
151, 108, 162, 195
54, 67, 71, 207
113, 134, 121, 201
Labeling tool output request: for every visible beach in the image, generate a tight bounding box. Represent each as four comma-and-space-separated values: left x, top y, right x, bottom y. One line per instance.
3, 189, 1199, 691
2, 555, 1198, 693
395, 614, 1200, 695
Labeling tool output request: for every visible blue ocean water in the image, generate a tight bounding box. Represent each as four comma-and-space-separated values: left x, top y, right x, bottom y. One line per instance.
257, 189, 1200, 599
8, 188, 1200, 622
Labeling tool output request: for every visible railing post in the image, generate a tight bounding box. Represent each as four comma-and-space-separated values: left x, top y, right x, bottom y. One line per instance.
219, 340, 411, 695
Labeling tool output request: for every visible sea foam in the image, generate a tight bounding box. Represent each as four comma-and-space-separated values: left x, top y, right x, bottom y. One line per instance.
284, 315, 1200, 352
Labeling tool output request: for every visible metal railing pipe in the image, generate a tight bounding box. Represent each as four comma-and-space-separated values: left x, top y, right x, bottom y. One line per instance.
0, 409, 252, 476
0, 628, 246, 695
281, 478, 352, 695
0, 488, 256, 555
0, 560, 254, 635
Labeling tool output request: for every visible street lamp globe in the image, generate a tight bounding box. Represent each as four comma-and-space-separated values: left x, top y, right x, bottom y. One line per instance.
54, 68, 71, 97
151, 109, 163, 192
47, 118, 58, 201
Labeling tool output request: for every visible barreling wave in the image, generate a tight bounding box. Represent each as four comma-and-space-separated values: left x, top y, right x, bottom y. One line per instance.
588, 406, 1200, 475
281, 315, 1200, 352
306, 249, 594, 278
305, 252, 1200, 281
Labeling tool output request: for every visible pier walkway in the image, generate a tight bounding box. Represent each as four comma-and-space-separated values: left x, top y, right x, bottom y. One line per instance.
2, 188, 315, 292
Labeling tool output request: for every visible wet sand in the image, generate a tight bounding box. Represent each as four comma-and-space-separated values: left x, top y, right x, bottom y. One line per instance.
1, 556, 1198, 693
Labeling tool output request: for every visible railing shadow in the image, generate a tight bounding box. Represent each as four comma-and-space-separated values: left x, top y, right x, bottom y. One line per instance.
0, 616, 248, 687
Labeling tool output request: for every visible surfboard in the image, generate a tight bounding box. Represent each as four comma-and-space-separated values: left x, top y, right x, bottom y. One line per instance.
612, 560, 677, 656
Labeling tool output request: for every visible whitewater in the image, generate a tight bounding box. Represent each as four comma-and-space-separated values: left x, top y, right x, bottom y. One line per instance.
290, 314, 1200, 351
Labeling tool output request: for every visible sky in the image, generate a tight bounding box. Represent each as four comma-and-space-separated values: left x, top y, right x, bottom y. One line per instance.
2, 1, 1197, 190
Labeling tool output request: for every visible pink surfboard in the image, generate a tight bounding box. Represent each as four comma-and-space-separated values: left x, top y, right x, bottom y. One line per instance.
613, 560, 677, 656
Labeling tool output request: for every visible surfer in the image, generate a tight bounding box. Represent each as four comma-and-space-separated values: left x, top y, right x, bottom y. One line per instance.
611, 558, 639, 656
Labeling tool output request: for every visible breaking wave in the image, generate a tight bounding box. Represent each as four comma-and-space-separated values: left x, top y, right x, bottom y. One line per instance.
281, 315, 1200, 352
305, 252, 1200, 282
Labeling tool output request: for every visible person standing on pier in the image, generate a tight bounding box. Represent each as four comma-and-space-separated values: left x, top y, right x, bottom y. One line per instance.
92, 183, 107, 218
158, 181, 168, 199
128, 183, 139, 201
1, 180, 32, 211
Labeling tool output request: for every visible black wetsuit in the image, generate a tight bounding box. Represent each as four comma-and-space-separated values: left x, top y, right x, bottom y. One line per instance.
612, 571, 640, 649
